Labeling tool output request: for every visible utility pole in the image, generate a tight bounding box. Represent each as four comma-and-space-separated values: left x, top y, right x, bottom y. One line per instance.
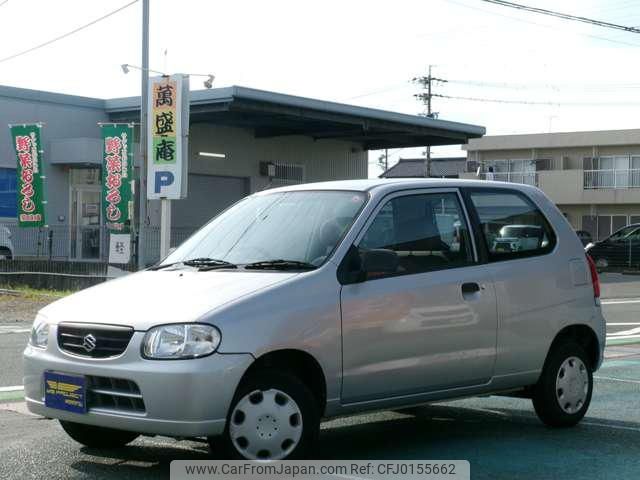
138, 0, 149, 269
413, 65, 447, 178
425, 65, 433, 178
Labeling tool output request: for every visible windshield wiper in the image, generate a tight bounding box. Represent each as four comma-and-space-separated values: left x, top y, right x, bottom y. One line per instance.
243, 259, 317, 271
183, 258, 237, 270
149, 258, 237, 271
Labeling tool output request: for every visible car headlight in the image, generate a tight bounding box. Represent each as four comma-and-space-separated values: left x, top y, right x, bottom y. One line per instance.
30, 314, 49, 349
142, 323, 221, 359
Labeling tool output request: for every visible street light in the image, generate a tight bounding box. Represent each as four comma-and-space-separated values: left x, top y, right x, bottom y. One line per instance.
121, 63, 165, 76
121, 64, 214, 89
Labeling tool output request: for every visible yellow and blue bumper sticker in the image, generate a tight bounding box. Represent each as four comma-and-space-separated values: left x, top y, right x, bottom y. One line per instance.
44, 372, 86, 414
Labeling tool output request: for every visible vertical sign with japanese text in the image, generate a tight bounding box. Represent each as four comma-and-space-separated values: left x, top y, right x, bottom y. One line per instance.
101, 124, 134, 233
147, 74, 189, 199
10, 124, 46, 227
108, 233, 131, 264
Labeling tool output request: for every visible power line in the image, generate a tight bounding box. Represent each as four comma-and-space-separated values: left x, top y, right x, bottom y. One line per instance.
0, 1, 139, 65
479, 0, 640, 34
447, 78, 640, 92
443, 0, 640, 48
433, 93, 640, 107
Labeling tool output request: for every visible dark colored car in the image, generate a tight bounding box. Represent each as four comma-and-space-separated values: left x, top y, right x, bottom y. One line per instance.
586, 224, 640, 270
575, 230, 593, 247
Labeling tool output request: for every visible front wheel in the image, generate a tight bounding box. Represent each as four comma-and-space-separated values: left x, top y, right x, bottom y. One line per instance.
214, 370, 320, 460
532, 342, 593, 427
59, 421, 139, 448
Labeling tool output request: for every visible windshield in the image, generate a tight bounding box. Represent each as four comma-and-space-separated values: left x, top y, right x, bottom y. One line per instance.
608, 226, 639, 242
162, 190, 367, 268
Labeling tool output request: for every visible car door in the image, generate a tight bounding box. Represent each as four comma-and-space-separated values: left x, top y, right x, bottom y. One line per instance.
624, 227, 640, 267
339, 189, 498, 404
601, 226, 635, 267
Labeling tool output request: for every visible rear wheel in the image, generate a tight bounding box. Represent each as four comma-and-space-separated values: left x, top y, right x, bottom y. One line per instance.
214, 370, 319, 460
59, 420, 139, 448
532, 342, 593, 427
0, 247, 11, 260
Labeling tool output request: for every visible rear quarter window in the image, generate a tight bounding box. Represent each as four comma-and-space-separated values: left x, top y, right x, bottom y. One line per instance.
468, 189, 556, 261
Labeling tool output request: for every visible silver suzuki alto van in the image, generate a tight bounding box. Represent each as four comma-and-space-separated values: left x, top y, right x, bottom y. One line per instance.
24, 179, 605, 460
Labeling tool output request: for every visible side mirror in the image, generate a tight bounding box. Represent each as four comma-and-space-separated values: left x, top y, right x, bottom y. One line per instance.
337, 245, 366, 285
361, 249, 399, 278
337, 246, 400, 285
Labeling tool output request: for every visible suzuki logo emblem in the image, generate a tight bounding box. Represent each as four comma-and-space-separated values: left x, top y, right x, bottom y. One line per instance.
82, 334, 97, 352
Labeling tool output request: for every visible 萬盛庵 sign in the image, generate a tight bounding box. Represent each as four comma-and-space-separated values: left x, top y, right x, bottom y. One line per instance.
147, 74, 189, 200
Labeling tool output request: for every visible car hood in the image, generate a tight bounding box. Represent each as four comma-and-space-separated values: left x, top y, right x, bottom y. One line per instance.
39, 269, 298, 330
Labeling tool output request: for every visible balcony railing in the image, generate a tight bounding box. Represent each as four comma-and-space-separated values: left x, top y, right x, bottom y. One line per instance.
584, 169, 640, 189
480, 172, 538, 186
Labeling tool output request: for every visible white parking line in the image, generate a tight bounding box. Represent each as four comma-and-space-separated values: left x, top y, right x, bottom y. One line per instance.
595, 376, 640, 385
607, 334, 640, 341
608, 323, 640, 326
0, 327, 30, 334
608, 326, 640, 337
601, 299, 640, 305
583, 421, 640, 433
0, 385, 24, 393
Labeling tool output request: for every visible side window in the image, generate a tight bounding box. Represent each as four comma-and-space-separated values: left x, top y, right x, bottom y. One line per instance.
469, 190, 556, 260
358, 192, 475, 279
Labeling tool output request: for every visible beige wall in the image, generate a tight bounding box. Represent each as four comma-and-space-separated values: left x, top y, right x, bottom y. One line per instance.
464, 132, 640, 236
145, 123, 368, 227
188, 123, 367, 191
557, 204, 640, 230
461, 169, 640, 207
468, 144, 640, 172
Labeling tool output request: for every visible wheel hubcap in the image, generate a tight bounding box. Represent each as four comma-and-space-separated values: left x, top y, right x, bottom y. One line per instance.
555, 356, 589, 414
229, 388, 303, 460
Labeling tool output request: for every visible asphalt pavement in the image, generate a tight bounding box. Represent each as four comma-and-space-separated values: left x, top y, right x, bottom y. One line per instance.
1, 296, 640, 479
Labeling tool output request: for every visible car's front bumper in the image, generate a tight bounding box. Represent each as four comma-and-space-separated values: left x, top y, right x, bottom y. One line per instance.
23, 327, 253, 438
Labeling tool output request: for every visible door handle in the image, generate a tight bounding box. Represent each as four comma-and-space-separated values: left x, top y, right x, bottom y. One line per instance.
461, 282, 481, 295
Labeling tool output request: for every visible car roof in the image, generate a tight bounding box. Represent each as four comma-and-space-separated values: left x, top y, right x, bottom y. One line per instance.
258, 178, 538, 196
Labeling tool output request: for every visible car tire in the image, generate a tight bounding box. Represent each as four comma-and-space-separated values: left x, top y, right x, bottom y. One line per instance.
59, 420, 139, 448
0, 248, 11, 260
214, 369, 320, 460
532, 341, 593, 428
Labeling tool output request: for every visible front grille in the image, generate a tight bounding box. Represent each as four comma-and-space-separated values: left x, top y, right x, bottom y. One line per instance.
57, 323, 134, 358
87, 375, 146, 414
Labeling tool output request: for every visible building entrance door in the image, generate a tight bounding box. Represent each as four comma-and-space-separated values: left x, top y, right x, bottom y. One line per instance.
70, 187, 101, 260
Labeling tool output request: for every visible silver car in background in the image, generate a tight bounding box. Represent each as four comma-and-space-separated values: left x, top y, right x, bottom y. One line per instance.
24, 179, 605, 460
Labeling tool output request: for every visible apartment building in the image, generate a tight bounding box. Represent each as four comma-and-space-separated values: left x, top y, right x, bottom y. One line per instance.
463, 129, 640, 241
